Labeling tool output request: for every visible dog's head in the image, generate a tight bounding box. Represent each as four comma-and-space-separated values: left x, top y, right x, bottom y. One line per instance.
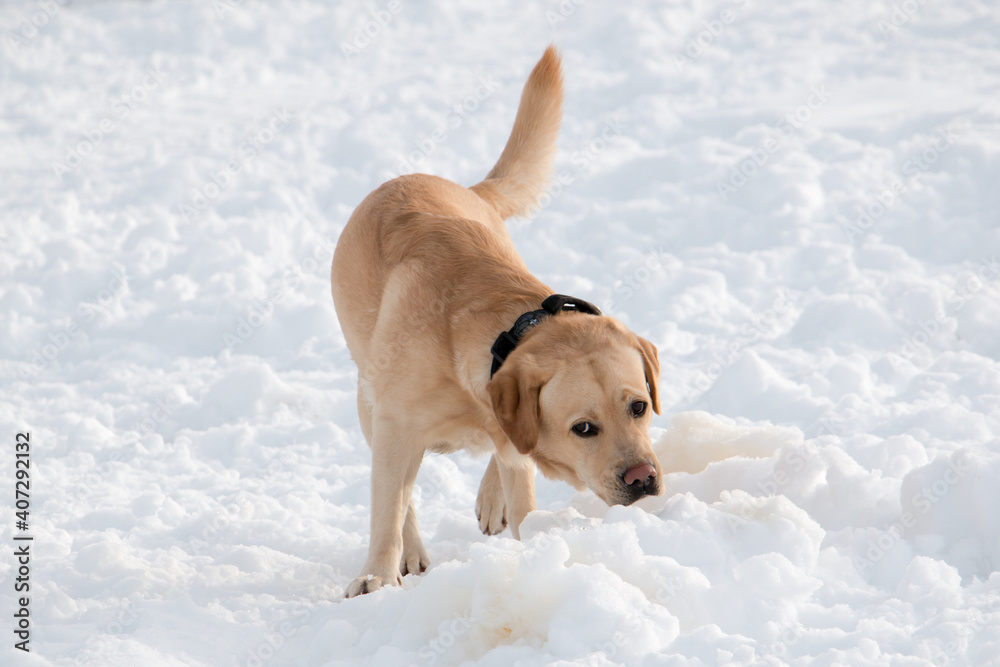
488, 314, 662, 505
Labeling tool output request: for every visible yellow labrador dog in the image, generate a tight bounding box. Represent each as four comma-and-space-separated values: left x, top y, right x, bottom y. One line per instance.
332, 46, 663, 598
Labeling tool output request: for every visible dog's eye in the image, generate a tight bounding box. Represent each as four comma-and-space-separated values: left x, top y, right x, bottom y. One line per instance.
572, 422, 598, 437
630, 401, 647, 418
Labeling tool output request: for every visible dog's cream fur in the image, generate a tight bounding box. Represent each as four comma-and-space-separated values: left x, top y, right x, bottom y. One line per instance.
331, 47, 663, 598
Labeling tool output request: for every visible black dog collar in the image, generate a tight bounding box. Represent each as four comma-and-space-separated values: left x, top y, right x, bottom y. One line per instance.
490, 294, 601, 378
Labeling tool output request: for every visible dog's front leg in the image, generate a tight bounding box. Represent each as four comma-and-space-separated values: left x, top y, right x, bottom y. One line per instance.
346, 424, 423, 598
495, 450, 536, 540
476, 455, 507, 535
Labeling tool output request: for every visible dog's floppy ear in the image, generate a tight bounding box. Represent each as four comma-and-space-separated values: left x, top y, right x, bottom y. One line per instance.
488, 358, 544, 455
636, 336, 661, 415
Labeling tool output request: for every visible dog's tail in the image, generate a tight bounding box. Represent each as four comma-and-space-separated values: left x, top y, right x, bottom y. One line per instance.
471, 45, 563, 220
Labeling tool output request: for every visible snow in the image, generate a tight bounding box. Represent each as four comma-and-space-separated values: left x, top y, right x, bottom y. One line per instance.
2, 0, 999, 665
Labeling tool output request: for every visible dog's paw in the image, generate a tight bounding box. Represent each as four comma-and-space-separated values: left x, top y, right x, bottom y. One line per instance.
475, 491, 507, 536
345, 572, 401, 598
400, 545, 430, 576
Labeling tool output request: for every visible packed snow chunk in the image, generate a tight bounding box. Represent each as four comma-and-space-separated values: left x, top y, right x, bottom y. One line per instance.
731, 551, 823, 617
65, 416, 118, 456
842, 525, 919, 590
654, 410, 803, 474
771, 442, 901, 533
650, 411, 883, 538
130, 487, 167, 518
819, 352, 877, 401
543, 565, 678, 662
697, 351, 827, 424
898, 448, 1000, 579
191, 358, 298, 427
334, 536, 678, 664
519, 507, 596, 540
468, 536, 678, 659
73, 533, 143, 581
587, 490, 826, 637
894, 556, 963, 610
310, 620, 358, 666
788, 293, 898, 351
561, 520, 711, 609
712, 491, 826, 571
861, 434, 929, 480
616, 491, 823, 638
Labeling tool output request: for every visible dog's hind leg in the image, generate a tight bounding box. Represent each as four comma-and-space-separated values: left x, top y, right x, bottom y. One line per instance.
400, 500, 430, 576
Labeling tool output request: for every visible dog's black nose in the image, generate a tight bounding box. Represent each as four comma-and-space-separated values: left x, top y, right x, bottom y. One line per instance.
622, 462, 658, 497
